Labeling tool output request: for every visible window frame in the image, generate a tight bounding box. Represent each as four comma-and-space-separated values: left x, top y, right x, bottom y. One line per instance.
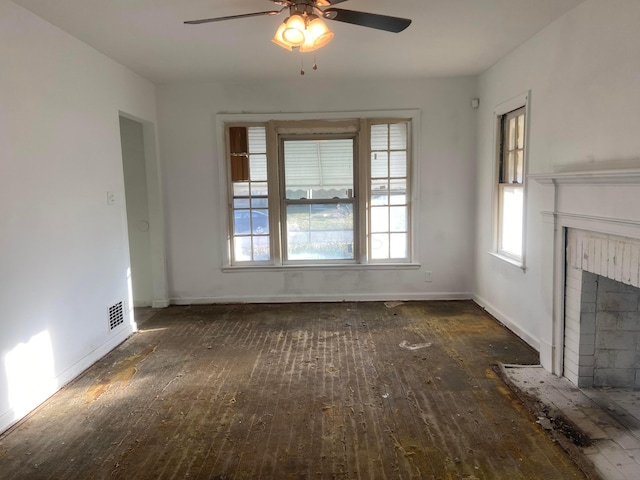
216, 110, 421, 270
279, 131, 359, 265
368, 121, 412, 263
491, 92, 530, 269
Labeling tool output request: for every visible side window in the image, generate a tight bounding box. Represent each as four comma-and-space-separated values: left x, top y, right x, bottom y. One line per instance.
370, 122, 410, 260
230, 125, 270, 263
497, 107, 526, 261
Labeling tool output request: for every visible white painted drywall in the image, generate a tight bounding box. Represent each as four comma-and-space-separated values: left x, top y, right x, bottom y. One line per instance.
120, 116, 153, 306
474, 0, 640, 357
157, 77, 478, 302
0, 1, 157, 432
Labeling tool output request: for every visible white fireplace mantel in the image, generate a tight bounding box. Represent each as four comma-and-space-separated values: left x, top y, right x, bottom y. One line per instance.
530, 168, 640, 378
530, 168, 640, 186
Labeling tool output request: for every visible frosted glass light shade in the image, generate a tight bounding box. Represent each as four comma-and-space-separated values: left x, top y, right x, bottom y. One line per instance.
271, 21, 293, 51
299, 17, 334, 52
283, 14, 306, 46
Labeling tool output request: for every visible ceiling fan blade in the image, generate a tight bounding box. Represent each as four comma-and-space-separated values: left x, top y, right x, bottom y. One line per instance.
185, 10, 280, 25
323, 8, 411, 33
316, 0, 350, 6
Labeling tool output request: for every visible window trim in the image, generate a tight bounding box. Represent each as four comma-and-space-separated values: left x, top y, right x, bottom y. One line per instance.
491, 91, 530, 270
367, 119, 412, 263
216, 110, 421, 269
278, 132, 359, 265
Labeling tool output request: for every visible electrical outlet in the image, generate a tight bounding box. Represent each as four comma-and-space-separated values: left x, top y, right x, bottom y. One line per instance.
425, 271, 433, 282
107, 191, 116, 206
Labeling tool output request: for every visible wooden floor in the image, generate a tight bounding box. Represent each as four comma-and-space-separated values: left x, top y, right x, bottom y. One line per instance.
0, 301, 586, 479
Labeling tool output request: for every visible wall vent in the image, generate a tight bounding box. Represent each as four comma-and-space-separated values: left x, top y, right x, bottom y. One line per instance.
109, 301, 125, 330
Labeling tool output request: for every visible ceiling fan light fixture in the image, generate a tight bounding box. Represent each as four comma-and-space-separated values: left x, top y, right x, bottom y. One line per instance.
305, 16, 333, 50
271, 20, 293, 51
282, 14, 306, 46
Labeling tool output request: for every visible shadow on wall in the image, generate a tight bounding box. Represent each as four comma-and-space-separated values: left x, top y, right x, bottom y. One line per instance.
1, 330, 57, 431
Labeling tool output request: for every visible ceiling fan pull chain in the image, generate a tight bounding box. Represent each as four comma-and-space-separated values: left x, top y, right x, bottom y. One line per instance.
300, 54, 305, 75
313, 53, 318, 71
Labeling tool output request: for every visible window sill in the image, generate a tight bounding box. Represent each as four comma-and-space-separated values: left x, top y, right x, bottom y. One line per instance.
222, 263, 422, 273
488, 252, 526, 271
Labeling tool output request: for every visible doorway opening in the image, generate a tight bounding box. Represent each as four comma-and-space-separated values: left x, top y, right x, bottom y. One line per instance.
119, 114, 168, 308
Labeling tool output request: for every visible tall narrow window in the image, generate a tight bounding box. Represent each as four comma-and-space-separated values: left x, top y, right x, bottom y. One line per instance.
281, 136, 356, 262
497, 107, 526, 261
230, 126, 270, 262
370, 122, 409, 260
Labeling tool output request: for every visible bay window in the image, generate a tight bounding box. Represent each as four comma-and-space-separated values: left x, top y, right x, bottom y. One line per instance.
223, 113, 416, 267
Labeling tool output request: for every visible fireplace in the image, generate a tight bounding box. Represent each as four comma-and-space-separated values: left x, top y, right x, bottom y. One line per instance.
563, 229, 640, 388
531, 168, 640, 387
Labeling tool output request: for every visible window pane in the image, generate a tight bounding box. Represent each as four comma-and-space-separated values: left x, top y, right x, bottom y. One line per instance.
233, 209, 269, 235
371, 206, 389, 233
371, 233, 389, 259
252, 237, 270, 261
506, 152, 515, 183
284, 139, 353, 200
500, 185, 523, 257
390, 233, 407, 258
371, 180, 389, 205
389, 179, 407, 205
251, 182, 268, 196
234, 236, 252, 262
389, 151, 406, 178
371, 151, 389, 178
517, 114, 525, 149
234, 198, 250, 208
248, 127, 266, 154
252, 209, 269, 234
250, 154, 267, 181
389, 123, 407, 150
515, 150, 524, 184
251, 197, 268, 208
233, 210, 251, 235
286, 204, 354, 260
508, 117, 516, 150
233, 183, 249, 196
370, 124, 388, 150
390, 206, 407, 232
233, 233, 269, 262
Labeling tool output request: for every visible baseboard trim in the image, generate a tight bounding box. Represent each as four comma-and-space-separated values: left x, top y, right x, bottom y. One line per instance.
170, 292, 473, 305
473, 294, 540, 351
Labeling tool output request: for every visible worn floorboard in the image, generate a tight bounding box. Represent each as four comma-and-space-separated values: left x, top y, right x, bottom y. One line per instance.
0, 301, 586, 479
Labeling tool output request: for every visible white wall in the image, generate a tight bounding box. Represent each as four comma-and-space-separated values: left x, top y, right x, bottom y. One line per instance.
157, 77, 478, 303
0, 1, 158, 432
474, 0, 640, 354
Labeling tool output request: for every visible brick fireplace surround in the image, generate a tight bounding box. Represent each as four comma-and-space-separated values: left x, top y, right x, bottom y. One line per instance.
532, 168, 640, 386
564, 230, 640, 387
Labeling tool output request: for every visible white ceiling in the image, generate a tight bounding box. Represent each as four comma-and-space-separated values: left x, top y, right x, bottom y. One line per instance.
13, 0, 585, 84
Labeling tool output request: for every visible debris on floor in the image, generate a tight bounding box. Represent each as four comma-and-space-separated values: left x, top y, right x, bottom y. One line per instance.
399, 340, 432, 350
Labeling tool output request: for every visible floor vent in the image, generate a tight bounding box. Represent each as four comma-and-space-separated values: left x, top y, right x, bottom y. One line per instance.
109, 301, 125, 330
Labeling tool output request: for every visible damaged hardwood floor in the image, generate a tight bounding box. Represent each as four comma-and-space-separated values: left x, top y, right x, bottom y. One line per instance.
0, 301, 586, 479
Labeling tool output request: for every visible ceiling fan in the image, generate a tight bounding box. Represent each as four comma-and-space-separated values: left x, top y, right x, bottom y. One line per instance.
185, 0, 411, 59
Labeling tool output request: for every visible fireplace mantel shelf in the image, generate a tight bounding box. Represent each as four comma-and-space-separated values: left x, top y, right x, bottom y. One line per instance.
532, 167, 640, 379
529, 169, 640, 185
